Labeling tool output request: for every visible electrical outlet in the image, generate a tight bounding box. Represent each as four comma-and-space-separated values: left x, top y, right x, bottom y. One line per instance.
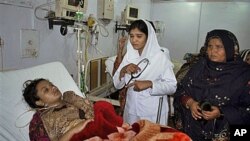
20, 29, 39, 58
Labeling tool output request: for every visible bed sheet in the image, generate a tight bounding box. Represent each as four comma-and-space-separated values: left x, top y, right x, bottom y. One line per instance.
0, 61, 83, 141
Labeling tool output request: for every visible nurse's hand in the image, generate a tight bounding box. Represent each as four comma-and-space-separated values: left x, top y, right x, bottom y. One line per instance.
120, 64, 140, 80
127, 80, 152, 91
124, 63, 141, 74
119, 36, 127, 50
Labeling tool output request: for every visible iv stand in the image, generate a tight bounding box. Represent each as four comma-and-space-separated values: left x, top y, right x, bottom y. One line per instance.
75, 23, 84, 88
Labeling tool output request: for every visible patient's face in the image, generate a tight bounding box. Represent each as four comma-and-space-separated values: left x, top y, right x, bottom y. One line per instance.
36, 80, 62, 107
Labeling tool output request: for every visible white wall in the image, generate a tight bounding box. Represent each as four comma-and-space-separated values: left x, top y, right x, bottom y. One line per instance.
151, 1, 250, 62
0, 0, 151, 82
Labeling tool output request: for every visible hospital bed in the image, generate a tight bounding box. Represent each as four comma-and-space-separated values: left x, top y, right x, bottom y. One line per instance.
0, 56, 124, 140
0, 57, 122, 140
83, 56, 120, 106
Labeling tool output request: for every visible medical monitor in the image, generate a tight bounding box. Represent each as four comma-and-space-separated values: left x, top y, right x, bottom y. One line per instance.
124, 5, 139, 25
55, 0, 88, 20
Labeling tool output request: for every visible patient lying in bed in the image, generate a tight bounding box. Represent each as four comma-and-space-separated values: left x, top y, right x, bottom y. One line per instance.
23, 78, 125, 141
23, 78, 191, 141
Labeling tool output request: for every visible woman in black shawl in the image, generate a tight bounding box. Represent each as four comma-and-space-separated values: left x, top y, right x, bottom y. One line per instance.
173, 29, 250, 141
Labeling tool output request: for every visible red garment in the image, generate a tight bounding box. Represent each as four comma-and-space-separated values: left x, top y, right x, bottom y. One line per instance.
70, 101, 123, 140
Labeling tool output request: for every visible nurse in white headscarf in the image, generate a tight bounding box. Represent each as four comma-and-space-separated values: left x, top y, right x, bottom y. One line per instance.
113, 19, 177, 125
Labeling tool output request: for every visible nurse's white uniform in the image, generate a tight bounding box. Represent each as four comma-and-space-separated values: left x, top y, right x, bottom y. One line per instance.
113, 20, 177, 125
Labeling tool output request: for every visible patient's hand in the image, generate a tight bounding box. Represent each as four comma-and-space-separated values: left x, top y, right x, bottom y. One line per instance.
74, 119, 93, 133
59, 119, 93, 141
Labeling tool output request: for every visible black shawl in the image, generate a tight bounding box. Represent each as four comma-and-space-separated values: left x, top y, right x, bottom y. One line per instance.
174, 29, 250, 141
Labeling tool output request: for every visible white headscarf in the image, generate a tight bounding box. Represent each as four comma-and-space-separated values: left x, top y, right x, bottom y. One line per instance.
125, 19, 162, 63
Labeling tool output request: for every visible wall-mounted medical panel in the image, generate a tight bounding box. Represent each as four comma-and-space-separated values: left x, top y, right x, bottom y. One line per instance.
97, 0, 114, 20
